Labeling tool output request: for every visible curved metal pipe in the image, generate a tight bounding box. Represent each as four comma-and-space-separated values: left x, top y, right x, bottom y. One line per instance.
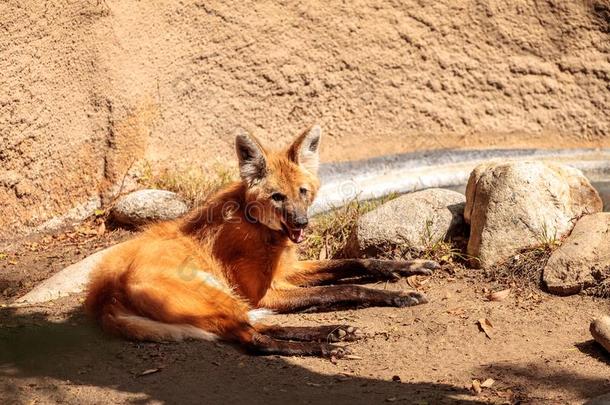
313, 148, 610, 214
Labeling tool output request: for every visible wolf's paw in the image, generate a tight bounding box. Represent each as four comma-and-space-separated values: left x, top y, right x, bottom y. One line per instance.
369, 259, 440, 280
323, 344, 352, 359
326, 325, 364, 342
390, 290, 428, 307
397, 259, 440, 276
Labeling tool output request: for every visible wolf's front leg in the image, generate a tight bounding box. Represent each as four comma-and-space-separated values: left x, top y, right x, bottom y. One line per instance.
286, 259, 440, 286
258, 285, 427, 313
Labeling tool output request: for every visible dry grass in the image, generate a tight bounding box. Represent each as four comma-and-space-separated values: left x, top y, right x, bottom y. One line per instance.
481, 225, 610, 298
139, 162, 236, 206
375, 237, 470, 268
484, 245, 554, 290
482, 223, 572, 292
372, 216, 472, 267
299, 196, 395, 260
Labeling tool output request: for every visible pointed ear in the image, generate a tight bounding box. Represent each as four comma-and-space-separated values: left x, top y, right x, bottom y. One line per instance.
235, 130, 267, 185
287, 125, 322, 174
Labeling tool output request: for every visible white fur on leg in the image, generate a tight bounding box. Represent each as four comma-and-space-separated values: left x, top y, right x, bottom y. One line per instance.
115, 314, 218, 342
247, 309, 275, 323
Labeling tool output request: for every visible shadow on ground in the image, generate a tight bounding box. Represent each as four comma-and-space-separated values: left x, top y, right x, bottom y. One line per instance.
2, 306, 609, 404
477, 360, 610, 403
0, 307, 481, 404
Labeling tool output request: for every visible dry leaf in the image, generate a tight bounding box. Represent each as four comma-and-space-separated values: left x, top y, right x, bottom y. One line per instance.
77, 226, 98, 236
407, 276, 421, 289
97, 222, 106, 236
487, 289, 510, 302
471, 379, 482, 394
477, 318, 493, 339
138, 368, 161, 376
447, 308, 465, 316
481, 378, 495, 388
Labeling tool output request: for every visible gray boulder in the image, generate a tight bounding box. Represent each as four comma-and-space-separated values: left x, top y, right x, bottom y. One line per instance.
465, 161, 602, 268
347, 188, 466, 257
543, 213, 610, 295
111, 189, 189, 227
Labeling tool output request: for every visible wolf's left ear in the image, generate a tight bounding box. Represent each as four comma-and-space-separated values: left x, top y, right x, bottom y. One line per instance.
287, 125, 322, 174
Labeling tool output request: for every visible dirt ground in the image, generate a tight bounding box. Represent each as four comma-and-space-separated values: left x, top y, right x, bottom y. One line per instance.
2, 2, 609, 401
1, 227, 609, 405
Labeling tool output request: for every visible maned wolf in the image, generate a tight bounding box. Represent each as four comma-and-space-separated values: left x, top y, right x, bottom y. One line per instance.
85, 125, 438, 358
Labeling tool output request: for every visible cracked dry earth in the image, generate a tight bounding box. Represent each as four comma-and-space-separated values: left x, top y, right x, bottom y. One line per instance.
1, 231, 609, 404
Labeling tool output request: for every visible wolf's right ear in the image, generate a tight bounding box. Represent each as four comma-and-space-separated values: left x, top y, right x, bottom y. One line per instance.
287, 125, 322, 175
235, 131, 267, 185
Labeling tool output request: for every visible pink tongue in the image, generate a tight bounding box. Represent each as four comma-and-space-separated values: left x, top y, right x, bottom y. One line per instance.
291, 228, 304, 243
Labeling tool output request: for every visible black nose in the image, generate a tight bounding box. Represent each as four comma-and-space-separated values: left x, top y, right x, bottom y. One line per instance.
294, 216, 309, 229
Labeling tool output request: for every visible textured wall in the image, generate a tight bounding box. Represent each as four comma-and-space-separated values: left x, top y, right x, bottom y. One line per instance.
1, 0, 609, 241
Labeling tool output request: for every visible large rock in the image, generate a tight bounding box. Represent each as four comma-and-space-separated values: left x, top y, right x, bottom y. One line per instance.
543, 213, 610, 295
465, 161, 602, 268
111, 189, 188, 227
347, 188, 466, 257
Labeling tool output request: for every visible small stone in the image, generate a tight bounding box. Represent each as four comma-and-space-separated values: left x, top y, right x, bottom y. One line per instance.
392, 375, 401, 382
590, 316, 610, 354
471, 379, 482, 395
111, 189, 189, 227
14, 180, 34, 198
0, 170, 21, 188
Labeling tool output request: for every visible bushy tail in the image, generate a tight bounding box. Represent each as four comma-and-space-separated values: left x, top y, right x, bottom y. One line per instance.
85, 273, 217, 342
103, 311, 218, 342
105, 309, 272, 341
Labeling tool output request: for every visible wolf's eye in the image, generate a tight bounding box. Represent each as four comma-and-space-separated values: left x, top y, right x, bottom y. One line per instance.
271, 192, 287, 202
299, 187, 308, 196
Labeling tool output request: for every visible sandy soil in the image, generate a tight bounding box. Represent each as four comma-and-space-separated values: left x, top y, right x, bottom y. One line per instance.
1, 231, 609, 404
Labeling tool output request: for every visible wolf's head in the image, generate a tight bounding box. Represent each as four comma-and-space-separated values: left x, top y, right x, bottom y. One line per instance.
235, 125, 322, 243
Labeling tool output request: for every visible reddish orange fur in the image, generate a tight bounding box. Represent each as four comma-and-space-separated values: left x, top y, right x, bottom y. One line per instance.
85, 128, 324, 345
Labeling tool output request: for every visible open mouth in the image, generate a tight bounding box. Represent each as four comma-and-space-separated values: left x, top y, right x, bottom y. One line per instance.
281, 222, 305, 243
